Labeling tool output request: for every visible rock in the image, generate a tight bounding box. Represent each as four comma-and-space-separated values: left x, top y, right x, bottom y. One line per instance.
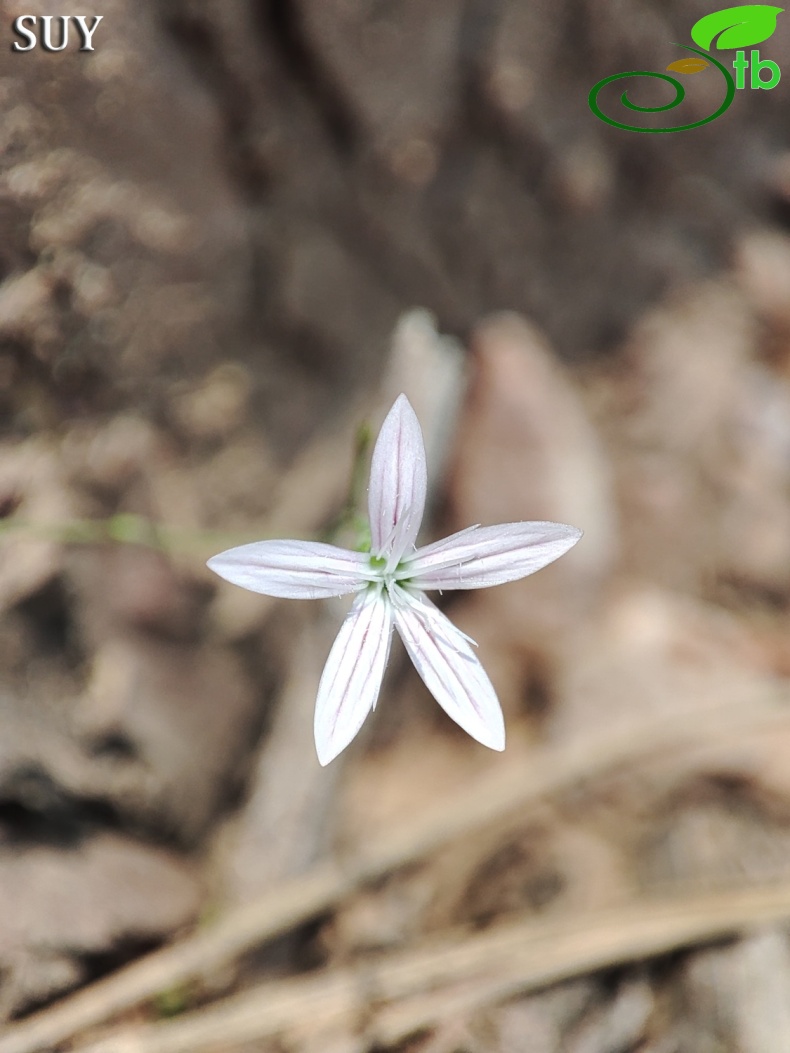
737, 230, 790, 333
298, 0, 463, 156
0, 438, 76, 613
441, 312, 615, 719
609, 281, 790, 598
682, 930, 790, 1053
0, 833, 201, 1019
75, 633, 259, 841
453, 312, 615, 594
554, 585, 768, 738
606, 283, 753, 592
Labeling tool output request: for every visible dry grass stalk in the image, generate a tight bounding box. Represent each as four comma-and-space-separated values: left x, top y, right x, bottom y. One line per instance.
74, 879, 790, 1053
1, 692, 788, 1053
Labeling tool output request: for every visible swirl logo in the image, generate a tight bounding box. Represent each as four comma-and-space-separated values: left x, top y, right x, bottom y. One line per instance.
588, 4, 783, 133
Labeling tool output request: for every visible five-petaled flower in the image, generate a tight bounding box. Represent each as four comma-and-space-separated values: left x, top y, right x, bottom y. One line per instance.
207, 395, 582, 765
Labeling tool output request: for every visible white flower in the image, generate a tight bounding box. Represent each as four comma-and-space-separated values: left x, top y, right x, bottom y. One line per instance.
207, 395, 582, 765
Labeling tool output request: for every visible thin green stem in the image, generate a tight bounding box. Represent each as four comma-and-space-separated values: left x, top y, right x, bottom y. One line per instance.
0, 514, 273, 555
320, 419, 373, 549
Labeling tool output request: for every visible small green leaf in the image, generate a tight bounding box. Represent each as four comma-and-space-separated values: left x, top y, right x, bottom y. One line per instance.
691, 4, 783, 50
153, 983, 192, 1019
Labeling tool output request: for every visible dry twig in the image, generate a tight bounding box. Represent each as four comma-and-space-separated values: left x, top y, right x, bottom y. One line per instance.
1, 692, 788, 1053
74, 880, 790, 1053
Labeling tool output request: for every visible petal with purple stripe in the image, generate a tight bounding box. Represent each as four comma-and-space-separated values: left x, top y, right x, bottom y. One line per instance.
391, 586, 504, 751
367, 394, 427, 567
207, 539, 371, 599
403, 522, 582, 591
314, 588, 393, 765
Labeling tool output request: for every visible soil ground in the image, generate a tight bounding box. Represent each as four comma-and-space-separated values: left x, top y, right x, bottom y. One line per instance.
2, 3, 790, 1052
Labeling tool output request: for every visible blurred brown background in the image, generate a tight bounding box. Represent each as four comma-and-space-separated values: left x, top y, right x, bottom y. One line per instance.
1, 1, 790, 1051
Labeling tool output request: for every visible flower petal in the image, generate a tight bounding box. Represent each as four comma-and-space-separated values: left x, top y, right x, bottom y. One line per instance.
207, 539, 371, 599
368, 394, 428, 567
402, 522, 582, 591
391, 586, 505, 751
314, 588, 393, 765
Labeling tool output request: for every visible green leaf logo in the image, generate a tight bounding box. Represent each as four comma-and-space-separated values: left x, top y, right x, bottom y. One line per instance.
691, 4, 784, 50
